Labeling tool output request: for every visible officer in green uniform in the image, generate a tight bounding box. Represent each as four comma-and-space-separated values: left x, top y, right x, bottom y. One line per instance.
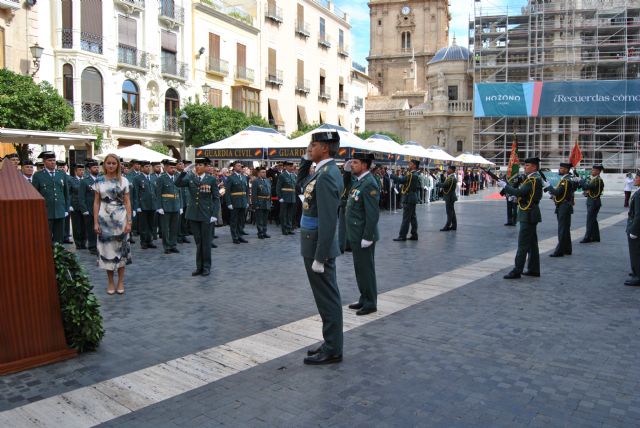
150, 161, 163, 240
297, 131, 344, 365
126, 160, 141, 238
176, 160, 191, 243
68, 163, 86, 249
277, 161, 297, 235
224, 161, 249, 244
57, 160, 74, 244
625, 172, 640, 286
338, 165, 356, 253
345, 152, 380, 316
251, 167, 272, 239
579, 164, 605, 243
32, 151, 70, 244
498, 157, 544, 279
79, 159, 100, 255
155, 160, 182, 254
176, 157, 220, 276
132, 160, 158, 249
391, 159, 421, 241
440, 165, 458, 231
545, 162, 579, 257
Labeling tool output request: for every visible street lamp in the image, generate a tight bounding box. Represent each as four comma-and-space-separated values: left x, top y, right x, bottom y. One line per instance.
201, 83, 210, 103
29, 43, 44, 77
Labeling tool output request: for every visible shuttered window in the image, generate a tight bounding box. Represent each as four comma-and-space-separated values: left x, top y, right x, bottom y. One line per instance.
237, 43, 246, 68
209, 33, 220, 59
297, 59, 304, 84
118, 16, 137, 47
268, 48, 276, 74
209, 88, 222, 107
81, 0, 102, 37
162, 30, 177, 53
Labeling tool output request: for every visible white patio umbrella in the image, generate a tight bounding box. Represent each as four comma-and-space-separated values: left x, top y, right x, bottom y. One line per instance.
289, 124, 371, 152
197, 126, 291, 150
455, 152, 495, 167
95, 144, 175, 162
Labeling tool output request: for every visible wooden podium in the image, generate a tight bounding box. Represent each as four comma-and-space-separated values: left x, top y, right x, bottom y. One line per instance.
0, 159, 76, 375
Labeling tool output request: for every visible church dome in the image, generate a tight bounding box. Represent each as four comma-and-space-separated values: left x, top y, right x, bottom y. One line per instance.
428, 38, 470, 64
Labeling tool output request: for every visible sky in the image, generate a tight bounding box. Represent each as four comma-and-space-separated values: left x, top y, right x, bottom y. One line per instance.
334, 0, 527, 68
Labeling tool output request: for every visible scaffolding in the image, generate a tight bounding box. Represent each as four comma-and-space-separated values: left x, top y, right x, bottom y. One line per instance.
470, 0, 640, 171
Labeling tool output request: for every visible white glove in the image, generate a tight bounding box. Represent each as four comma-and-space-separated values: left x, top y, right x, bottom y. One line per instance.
83, 211, 89, 216
279, 198, 284, 203
631, 234, 638, 239
227, 204, 233, 210
68, 206, 74, 212
136, 208, 142, 213
543, 180, 551, 188
156, 208, 165, 215
344, 160, 353, 172
311, 260, 325, 273
64, 211, 69, 218
497, 180, 507, 189
361, 239, 373, 248
179, 208, 183, 215
132, 210, 136, 218
210, 217, 217, 223
571, 177, 581, 183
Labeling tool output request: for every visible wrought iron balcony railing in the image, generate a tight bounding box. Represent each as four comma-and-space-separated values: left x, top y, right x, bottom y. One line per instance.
318, 87, 331, 101
120, 110, 143, 128
159, 0, 184, 25
161, 57, 189, 79
207, 57, 229, 76
265, 69, 283, 86
118, 45, 150, 69
338, 45, 349, 57
61, 28, 73, 49
81, 32, 103, 54
318, 34, 331, 49
115, 0, 145, 11
338, 94, 349, 106
265, 5, 283, 23
82, 103, 104, 123
164, 115, 180, 132
295, 21, 310, 37
295, 79, 310, 94
235, 65, 254, 83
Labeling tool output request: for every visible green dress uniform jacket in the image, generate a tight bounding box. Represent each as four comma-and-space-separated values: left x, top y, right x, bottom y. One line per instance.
79, 174, 99, 251
251, 177, 272, 210
580, 175, 604, 242
32, 169, 70, 219
338, 171, 356, 252
297, 157, 344, 356
68, 175, 83, 211
276, 171, 297, 203
442, 173, 458, 230
547, 174, 578, 255
346, 172, 380, 311
132, 174, 158, 211
224, 173, 249, 209
155, 173, 182, 212
627, 189, 640, 277
391, 170, 421, 238
502, 171, 544, 274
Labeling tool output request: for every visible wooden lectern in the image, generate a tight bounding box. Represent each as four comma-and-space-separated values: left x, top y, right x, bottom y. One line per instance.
0, 159, 76, 375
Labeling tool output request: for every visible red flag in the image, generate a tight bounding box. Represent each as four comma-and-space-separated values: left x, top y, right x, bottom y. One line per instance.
506, 136, 520, 179
569, 141, 583, 167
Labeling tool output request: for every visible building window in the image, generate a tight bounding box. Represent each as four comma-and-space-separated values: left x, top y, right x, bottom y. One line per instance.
164, 88, 180, 131
121, 80, 140, 127
118, 16, 138, 65
457, 140, 463, 152
0, 27, 5, 69
81, 0, 103, 54
232, 87, 260, 116
161, 30, 178, 75
339, 29, 344, 50
448, 85, 458, 100
209, 88, 222, 107
319, 17, 325, 39
63, 64, 73, 104
81, 67, 104, 122
61, 0, 73, 48
378, 19, 382, 26
401, 31, 411, 51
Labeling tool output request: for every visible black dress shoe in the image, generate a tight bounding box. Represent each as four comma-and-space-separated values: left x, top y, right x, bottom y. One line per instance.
240, 231, 248, 235
129, 238, 136, 244
503, 271, 521, 279
303, 351, 342, 365
440, 227, 451, 232
258, 235, 264, 239
148, 243, 158, 249
307, 344, 323, 356
170, 248, 180, 253
348, 302, 363, 310
393, 237, 407, 241
63, 239, 74, 244
164, 249, 171, 254
238, 238, 249, 243
183, 238, 191, 243
579, 239, 593, 244
356, 307, 377, 316
263, 234, 271, 238
504, 223, 514, 226
408, 235, 418, 241
565, 252, 572, 255
140, 245, 149, 250
450, 228, 457, 231
549, 253, 563, 257
233, 240, 241, 244
624, 279, 640, 286
192, 270, 202, 276
345, 247, 352, 252
522, 271, 540, 277
211, 243, 218, 248
201, 269, 210, 276
89, 249, 98, 256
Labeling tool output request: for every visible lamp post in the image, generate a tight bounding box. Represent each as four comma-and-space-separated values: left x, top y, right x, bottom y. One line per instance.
29, 43, 44, 78
202, 83, 210, 103
180, 111, 188, 159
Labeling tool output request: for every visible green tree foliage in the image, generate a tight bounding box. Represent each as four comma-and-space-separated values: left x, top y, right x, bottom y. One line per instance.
356, 130, 405, 145
289, 122, 321, 139
181, 104, 272, 147
149, 143, 170, 155
0, 69, 74, 160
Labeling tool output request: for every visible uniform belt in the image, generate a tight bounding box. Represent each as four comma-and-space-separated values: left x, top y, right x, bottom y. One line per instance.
257, 196, 270, 199
161, 194, 177, 198
281, 188, 294, 192
300, 215, 318, 230
231, 192, 246, 196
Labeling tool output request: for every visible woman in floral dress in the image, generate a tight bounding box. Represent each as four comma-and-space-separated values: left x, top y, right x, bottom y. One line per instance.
93, 154, 132, 295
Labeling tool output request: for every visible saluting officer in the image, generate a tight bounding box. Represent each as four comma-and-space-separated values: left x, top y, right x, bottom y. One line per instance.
225, 160, 249, 244
297, 131, 344, 365
440, 165, 458, 231
277, 161, 297, 235
155, 160, 182, 254
391, 159, 422, 241
251, 167, 272, 239
176, 157, 220, 277
579, 165, 605, 243
545, 162, 579, 257
498, 157, 544, 279
32, 151, 70, 244
79, 159, 100, 255
132, 160, 159, 249
345, 152, 380, 316
69, 163, 87, 249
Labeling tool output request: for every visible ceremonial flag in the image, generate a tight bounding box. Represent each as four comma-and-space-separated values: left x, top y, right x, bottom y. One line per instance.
569, 140, 583, 167
506, 135, 520, 179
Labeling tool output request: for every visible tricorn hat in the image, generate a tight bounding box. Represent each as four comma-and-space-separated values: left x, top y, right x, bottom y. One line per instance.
311, 131, 340, 143
38, 151, 56, 160
559, 162, 572, 169
524, 157, 540, 166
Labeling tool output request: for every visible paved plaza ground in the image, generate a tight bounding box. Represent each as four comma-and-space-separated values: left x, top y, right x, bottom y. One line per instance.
1, 190, 639, 427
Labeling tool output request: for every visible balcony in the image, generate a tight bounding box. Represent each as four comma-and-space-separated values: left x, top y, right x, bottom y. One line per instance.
338, 94, 349, 106
164, 115, 180, 132
318, 87, 331, 101
120, 110, 143, 128
265, 69, 283, 86
81, 32, 103, 54
295, 79, 310, 95
235, 65, 254, 83
114, 0, 145, 12
118, 45, 150, 70
159, 0, 184, 26
338, 45, 349, 57
161, 58, 189, 80
265, 5, 283, 23
295, 21, 310, 38
207, 57, 229, 77
318, 34, 331, 49
353, 97, 364, 110
0, 0, 20, 10
82, 103, 104, 123
61, 28, 73, 49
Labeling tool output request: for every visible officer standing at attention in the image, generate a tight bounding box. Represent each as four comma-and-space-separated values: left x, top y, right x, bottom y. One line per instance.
277, 161, 297, 235
69, 163, 87, 249
21, 159, 35, 183
57, 160, 74, 244
545, 162, 579, 257
176, 157, 220, 277
338, 164, 356, 253
32, 151, 70, 244
625, 172, 640, 286
579, 165, 605, 243
126, 160, 141, 238
297, 131, 344, 365
502, 174, 522, 226
225, 160, 249, 244
345, 152, 380, 316
251, 167, 272, 239
176, 160, 191, 243
132, 160, 158, 249
79, 160, 100, 255
155, 160, 182, 254
498, 157, 544, 279
391, 159, 421, 241
440, 165, 458, 231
